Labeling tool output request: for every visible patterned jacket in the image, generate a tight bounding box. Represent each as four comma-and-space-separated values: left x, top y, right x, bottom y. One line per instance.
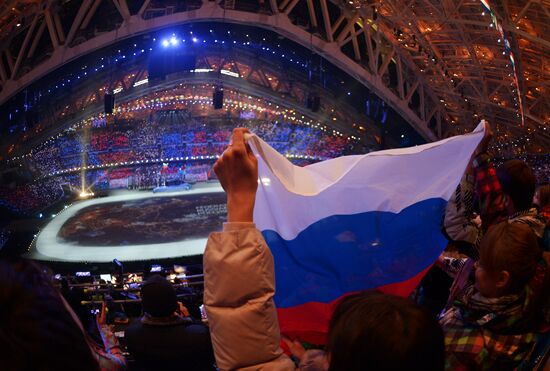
439, 257, 549, 370
472, 153, 546, 238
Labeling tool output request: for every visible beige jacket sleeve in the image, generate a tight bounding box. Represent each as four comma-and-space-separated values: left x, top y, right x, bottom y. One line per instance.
203, 223, 296, 371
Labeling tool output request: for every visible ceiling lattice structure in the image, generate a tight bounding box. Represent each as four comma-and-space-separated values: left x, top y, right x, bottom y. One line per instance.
0, 0, 548, 152
368, 0, 550, 151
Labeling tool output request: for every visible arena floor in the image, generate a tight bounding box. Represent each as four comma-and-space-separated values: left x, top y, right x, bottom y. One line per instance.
26, 182, 226, 263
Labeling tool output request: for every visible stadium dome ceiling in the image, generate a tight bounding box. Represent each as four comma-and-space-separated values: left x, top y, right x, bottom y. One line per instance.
0, 0, 548, 152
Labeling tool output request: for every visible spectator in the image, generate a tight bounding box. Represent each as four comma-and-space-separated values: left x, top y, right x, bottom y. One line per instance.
203, 128, 445, 370
472, 123, 545, 238
439, 222, 549, 369
436, 123, 548, 318
0, 258, 126, 370
326, 291, 444, 371
443, 122, 546, 260
125, 275, 215, 370
442, 168, 480, 259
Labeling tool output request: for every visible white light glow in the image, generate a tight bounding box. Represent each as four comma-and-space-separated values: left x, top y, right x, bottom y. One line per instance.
192, 68, 214, 73
221, 69, 240, 78
133, 78, 148, 87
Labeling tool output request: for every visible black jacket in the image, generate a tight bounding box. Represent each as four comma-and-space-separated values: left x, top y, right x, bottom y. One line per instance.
125, 318, 215, 371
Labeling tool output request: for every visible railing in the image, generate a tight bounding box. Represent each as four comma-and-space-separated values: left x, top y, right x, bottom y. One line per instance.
62, 273, 205, 305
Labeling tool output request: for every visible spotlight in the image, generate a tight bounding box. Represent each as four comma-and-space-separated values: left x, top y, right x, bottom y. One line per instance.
170, 36, 178, 46
192, 37, 198, 43
162, 39, 170, 47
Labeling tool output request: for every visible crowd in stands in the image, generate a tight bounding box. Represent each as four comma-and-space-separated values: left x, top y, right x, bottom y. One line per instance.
0, 160, 216, 215
26, 114, 353, 179
1, 114, 354, 215
0, 124, 549, 370
494, 154, 549, 185
0, 178, 64, 215
3, 114, 547, 217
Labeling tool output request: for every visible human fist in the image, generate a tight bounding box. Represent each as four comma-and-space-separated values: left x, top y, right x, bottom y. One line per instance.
475, 120, 493, 156
213, 128, 258, 222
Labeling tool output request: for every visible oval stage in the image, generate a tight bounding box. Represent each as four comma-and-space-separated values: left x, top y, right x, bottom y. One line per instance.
27, 183, 226, 262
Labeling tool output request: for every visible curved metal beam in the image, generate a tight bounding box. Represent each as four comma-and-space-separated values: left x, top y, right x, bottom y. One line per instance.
0, 1, 438, 141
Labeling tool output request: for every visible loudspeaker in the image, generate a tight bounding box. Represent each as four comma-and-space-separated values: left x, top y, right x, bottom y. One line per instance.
104, 93, 115, 114
307, 94, 320, 112
213, 89, 224, 109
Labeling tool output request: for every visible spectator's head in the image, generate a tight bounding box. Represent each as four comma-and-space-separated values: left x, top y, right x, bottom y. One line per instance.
476, 222, 542, 298
141, 274, 177, 318
0, 258, 98, 370
326, 291, 444, 371
534, 184, 550, 210
496, 160, 536, 213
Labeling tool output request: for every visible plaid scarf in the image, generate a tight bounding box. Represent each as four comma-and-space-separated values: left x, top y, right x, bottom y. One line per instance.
508, 208, 547, 239
440, 260, 548, 370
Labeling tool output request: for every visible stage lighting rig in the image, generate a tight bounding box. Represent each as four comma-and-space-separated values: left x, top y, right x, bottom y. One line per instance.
149, 36, 196, 81
161, 35, 180, 48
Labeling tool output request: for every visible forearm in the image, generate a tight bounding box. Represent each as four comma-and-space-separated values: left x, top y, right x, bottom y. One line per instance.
203, 224, 290, 370
227, 195, 254, 223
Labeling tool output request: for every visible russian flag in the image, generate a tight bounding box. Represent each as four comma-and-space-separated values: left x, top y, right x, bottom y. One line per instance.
247, 123, 485, 344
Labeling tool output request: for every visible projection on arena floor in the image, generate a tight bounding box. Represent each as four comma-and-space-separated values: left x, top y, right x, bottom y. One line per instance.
28, 185, 225, 262
59, 193, 227, 246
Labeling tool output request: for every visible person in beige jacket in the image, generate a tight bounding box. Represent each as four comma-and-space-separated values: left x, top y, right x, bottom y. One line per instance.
203, 128, 325, 370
